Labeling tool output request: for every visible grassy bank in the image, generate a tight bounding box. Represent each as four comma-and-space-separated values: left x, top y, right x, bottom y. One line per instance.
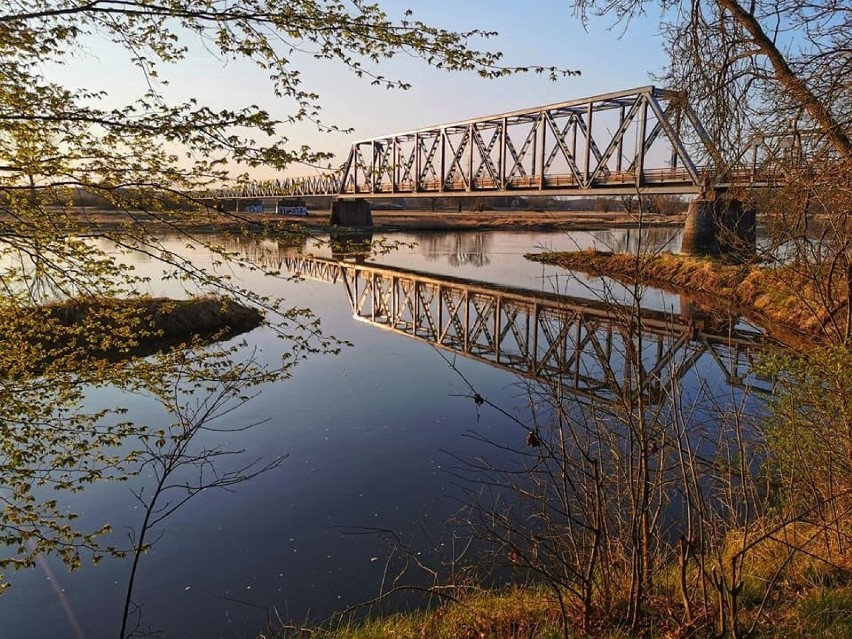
0, 296, 263, 376
270, 571, 852, 639
526, 250, 848, 344
275, 594, 564, 639
272, 586, 565, 639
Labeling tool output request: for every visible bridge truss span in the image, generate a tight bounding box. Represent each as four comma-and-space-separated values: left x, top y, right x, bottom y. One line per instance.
338, 86, 724, 198
208, 85, 801, 202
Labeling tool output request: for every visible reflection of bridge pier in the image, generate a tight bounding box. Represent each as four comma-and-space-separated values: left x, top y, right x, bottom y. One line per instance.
220, 235, 308, 270
285, 256, 771, 404
329, 228, 374, 261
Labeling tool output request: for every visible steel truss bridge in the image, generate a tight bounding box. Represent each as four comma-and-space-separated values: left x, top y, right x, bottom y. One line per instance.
284, 255, 771, 404
211, 86, 795, 202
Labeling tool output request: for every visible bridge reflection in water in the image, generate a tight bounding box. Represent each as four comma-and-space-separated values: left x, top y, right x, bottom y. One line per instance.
284, 256, 771, 404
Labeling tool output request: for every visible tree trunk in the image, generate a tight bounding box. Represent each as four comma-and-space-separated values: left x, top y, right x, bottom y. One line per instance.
715, 0, 852, 160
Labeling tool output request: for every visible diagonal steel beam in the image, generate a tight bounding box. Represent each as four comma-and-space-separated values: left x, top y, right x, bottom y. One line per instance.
588, 95, 645, 184
443, 128, 471, 189
472, 125, 501, 182
645, 93, 701, 184
399, 143, 417, 184
542, 111, 584, 185
418, 134, 441, 183
505, 119, 540, 179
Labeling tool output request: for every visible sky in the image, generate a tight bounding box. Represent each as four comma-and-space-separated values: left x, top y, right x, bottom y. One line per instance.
47, 0, 671, 179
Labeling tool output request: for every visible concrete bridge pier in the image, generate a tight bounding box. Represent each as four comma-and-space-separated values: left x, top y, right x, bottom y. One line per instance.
330, 199, 372, 227
681, 193, 756, 257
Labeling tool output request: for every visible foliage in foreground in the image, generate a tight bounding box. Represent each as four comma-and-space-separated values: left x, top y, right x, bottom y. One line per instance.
0, 0, 573, 626
0, 295, 262, 376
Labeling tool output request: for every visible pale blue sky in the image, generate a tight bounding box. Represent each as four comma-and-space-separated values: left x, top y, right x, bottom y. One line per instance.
48, 0, 670, 178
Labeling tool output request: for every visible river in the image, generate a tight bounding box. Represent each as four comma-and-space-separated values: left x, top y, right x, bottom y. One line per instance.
1, 226, 770, 638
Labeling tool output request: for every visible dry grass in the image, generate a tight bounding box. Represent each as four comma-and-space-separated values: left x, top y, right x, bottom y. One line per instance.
266, 566, 852, 639
270, 586, 567, 639
729, 522, 852, 595
705, 522, 852, 638
46, 296, 262, 338
527, 251, 847, 343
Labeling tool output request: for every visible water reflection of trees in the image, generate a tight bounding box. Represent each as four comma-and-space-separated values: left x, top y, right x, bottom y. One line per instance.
588, 226, 681, 254
420, 232, 492, 268
217, 235, 308, 270
456, 362, 762, 634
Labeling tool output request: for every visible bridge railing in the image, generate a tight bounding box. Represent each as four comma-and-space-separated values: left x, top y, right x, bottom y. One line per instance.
199, 163, 786, 202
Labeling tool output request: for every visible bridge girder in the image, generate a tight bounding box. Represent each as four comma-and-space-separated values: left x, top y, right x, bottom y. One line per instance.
339, 86, 713, 198
207, 86, 793, 201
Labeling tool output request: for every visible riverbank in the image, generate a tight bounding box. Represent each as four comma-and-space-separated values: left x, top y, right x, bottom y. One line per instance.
329, 209, 685, 232
270, 562, 852, 639
526, 250, 847, 345
4, 208, 685, 235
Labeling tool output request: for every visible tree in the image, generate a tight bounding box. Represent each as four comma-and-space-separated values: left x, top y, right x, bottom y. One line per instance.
571, 0, 850, 162
572, 0, 851, 342
118, 348, 286, 638
0, 0, 573, 613
0, 1, 571, 314
1, 0, 568, 207
535, 4, 852, 633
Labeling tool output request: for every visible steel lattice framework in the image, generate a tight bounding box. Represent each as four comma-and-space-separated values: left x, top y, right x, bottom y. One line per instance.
210, 174, 344, 199
208, 85, 796, 202
284, 256, 771, 403
337, 85, 717, 198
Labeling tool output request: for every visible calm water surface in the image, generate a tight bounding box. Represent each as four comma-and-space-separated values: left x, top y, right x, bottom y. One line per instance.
3, 227, 767, 638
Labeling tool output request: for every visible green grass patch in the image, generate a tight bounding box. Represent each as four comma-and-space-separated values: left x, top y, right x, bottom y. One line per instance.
796, 586, 852, 638
271, 586, 567, 639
